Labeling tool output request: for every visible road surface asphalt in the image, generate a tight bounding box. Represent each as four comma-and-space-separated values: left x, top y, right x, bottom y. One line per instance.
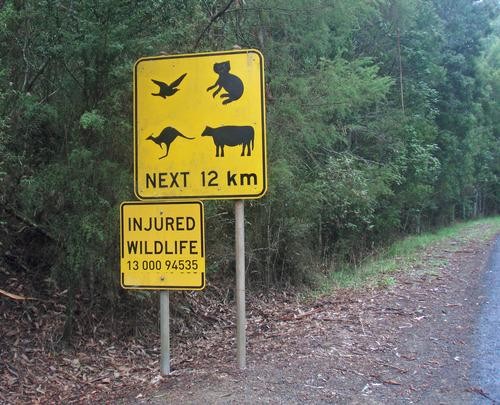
473, 235, 500, 404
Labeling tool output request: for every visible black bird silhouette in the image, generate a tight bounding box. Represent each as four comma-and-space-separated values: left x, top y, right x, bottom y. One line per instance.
147, 127, 194, 159
151, 73, 187, 98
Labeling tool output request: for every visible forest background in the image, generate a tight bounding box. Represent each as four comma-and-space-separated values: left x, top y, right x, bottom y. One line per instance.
0, 0, 499, 340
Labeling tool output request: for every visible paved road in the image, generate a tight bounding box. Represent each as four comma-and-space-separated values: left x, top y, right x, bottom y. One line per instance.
473, 235, 500, 404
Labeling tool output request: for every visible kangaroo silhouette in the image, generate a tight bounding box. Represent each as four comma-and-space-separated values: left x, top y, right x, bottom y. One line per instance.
206, 61, 244, 104
151, 73, 187, 98
202, 125, 254, 157
147, 127, 193, 159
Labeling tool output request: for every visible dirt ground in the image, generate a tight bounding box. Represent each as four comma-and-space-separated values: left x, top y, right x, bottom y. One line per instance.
1, 223, 499, 404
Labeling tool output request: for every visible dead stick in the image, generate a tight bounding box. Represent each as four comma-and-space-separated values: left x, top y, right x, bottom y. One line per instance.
192, 0, 237, 51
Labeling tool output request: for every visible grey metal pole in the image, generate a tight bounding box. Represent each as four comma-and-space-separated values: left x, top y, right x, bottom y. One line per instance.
235, 200, 246, 369
160, 290, 170, 375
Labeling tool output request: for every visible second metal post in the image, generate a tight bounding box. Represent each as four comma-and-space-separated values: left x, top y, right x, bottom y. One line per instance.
160, 290, 170, 375
235, 200, 246, 369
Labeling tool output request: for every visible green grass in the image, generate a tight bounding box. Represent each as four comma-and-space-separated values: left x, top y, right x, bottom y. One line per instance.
311, 216, 500, 296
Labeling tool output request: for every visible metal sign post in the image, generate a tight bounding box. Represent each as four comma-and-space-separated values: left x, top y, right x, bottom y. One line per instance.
160, 290, 170, 375
125, 48, 266, 374
119, 201, 205, 375
235, 200, 246, 369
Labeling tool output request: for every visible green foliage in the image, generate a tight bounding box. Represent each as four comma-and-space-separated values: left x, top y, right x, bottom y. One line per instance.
313, 216, 500, 294
79, 110, 106, 132
19, 147, 130, 300
0, 0, 498, 335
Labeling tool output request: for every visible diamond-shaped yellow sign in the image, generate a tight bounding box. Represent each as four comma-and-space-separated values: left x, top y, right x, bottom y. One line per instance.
134, 49, 266, 200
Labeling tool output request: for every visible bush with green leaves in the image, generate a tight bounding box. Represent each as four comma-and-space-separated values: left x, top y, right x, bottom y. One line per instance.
0, 0, 498, 337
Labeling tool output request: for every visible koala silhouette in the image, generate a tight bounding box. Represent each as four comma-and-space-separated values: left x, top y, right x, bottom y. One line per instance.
206, 61, 244, 104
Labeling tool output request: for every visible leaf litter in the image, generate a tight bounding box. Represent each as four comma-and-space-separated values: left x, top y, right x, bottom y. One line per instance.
1, 223, 498, 403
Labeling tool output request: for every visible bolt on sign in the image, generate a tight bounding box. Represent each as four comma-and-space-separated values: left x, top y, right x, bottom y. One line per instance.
134, 49, 266, 200
120, 201, 205, 290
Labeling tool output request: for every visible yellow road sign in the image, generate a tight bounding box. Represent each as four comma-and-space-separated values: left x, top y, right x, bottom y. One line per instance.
120, 201, 205, 290
134, 49, 266, 200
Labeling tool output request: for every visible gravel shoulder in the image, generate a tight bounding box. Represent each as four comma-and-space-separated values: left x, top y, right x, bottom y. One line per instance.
138, 226, 499, 404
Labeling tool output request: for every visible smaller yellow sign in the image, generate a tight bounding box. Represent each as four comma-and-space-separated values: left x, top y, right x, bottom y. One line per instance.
120, 201, 205, 290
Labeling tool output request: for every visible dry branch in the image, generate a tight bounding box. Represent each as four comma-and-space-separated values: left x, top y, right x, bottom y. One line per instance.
0, 288, 35, 301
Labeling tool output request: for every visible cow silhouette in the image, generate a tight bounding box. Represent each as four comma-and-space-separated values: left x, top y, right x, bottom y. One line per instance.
147, 127, 193, 159
201, 125, 254, 157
